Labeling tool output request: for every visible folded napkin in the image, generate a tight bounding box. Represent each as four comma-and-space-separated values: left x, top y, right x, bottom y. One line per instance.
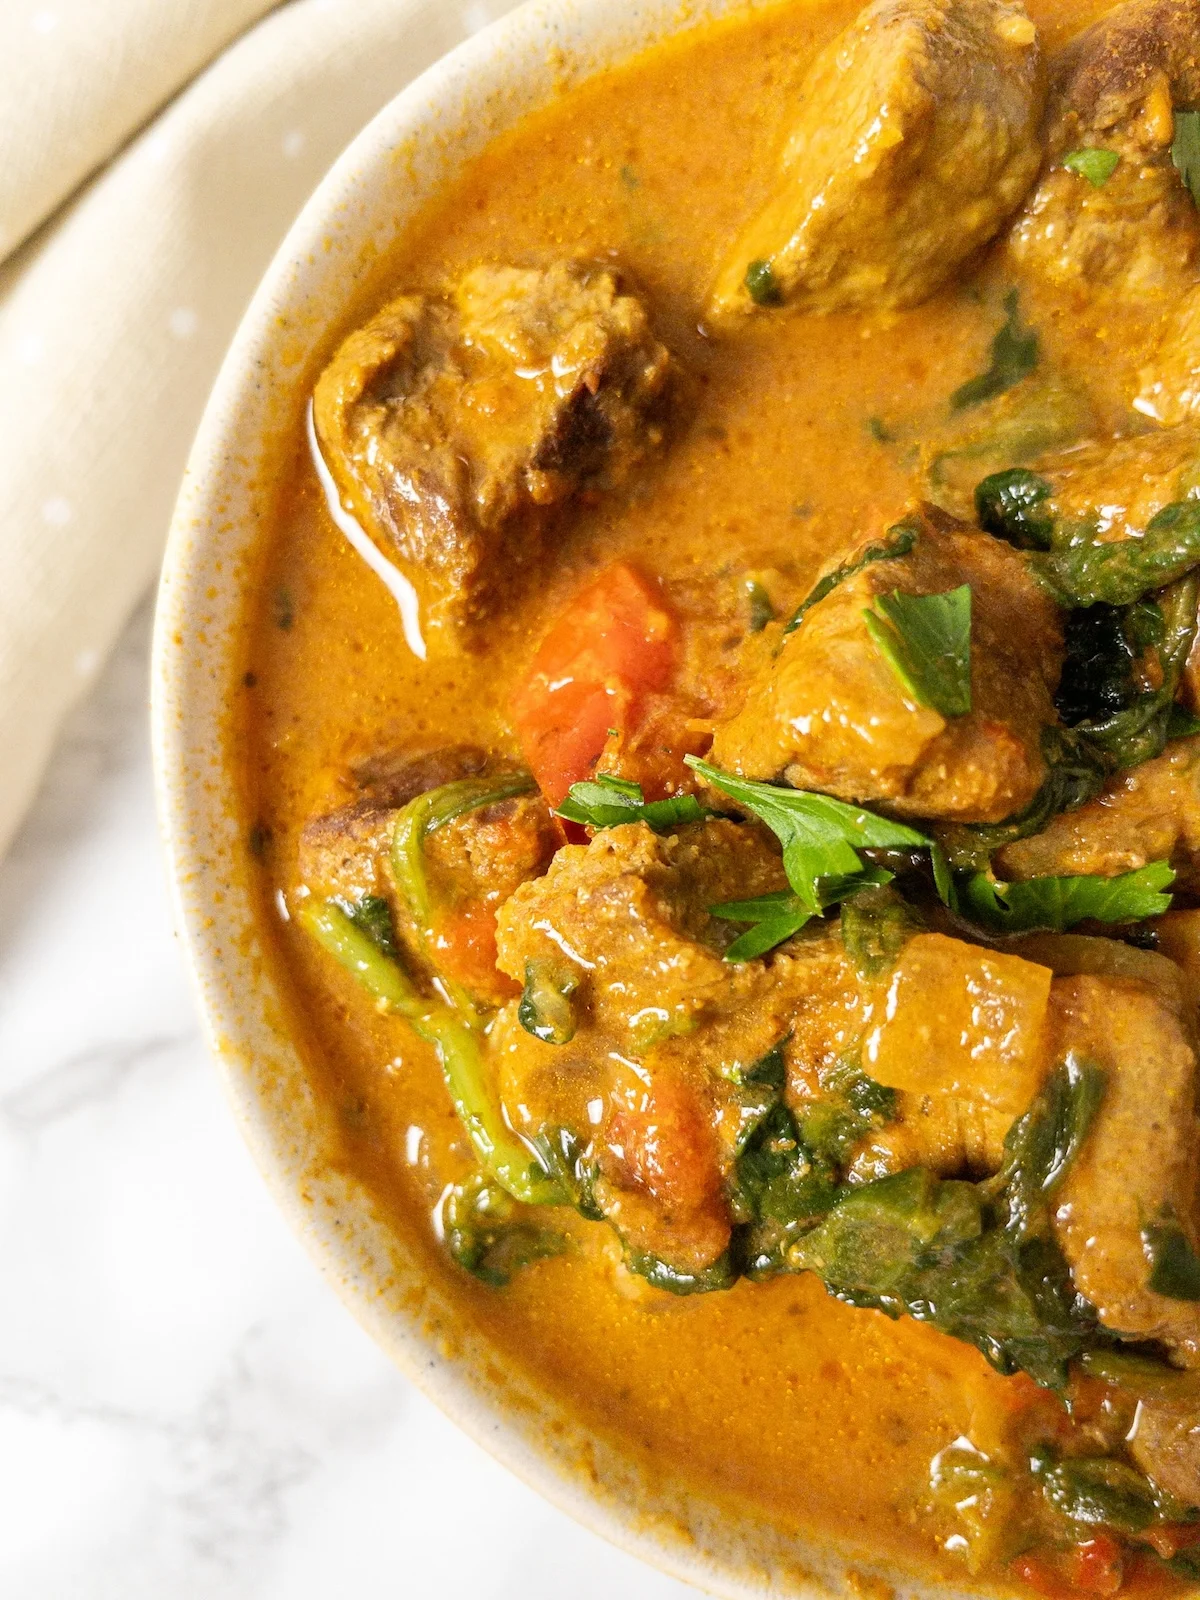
0, 0, 520, 859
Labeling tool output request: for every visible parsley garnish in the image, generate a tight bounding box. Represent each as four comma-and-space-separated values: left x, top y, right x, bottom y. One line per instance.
712, 871, 894, 963
685, 759, 951, 961
863, 585, 972, 717
1172, 109, 1200, 208
784, 521, 917, 634
960, 861, 1175, 933
557, 773, 706, 831
1063, 147, 1120, 187
711, 891, 818, 962
950, 289, 1039, 411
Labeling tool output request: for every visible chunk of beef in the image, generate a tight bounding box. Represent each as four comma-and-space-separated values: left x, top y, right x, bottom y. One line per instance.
349, 744, 487, 808
1008, 0, 1200, 304
298, 744, 489, 905
996, 734, 1200, 889
848, 1092, 1013, 1181
1050, 972, 1200, 1359
313, 261, 677, 643
492, 819, 851, 1272
297, 747, 559, 1006
1130, 1399, 1200, 1503
494, 818, 790, 1050
709, 513, 1063, 823
1141, 285, 1200, 427
707, 0, 1043, 322
1032, 423, 1200, 540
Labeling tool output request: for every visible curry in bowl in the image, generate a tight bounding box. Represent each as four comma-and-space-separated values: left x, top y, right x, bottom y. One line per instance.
245, 0, 1200, 1590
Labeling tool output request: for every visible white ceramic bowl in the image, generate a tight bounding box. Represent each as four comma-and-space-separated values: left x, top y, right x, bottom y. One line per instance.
152, 4, 951, 1595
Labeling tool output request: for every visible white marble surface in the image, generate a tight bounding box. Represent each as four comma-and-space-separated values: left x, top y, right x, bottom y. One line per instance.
0, 597, 701, 1599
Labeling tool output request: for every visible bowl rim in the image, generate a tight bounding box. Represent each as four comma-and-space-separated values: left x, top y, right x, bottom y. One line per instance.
150, 3, 954, 1596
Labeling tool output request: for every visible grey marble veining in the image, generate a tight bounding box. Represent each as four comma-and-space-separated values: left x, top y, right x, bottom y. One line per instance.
0, 599, 698, 1598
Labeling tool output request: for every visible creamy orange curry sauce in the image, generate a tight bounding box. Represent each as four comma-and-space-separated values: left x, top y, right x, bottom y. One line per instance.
241, 0, 1200, 1590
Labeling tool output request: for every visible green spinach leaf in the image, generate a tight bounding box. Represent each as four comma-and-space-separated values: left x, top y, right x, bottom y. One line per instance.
839, 885, 922, 978
1143, 1215, 1200, 1301
974, 468, 1054, 550
443, 1174, 565, 1287
1075, 576, 1200, 771
1033, 1451, 1168, 1535
518, 959, 579, 1045
623, 1247, 738, 1295
788, 1061, 1108, 1388
1035, 498, 1200, 608
335, 893, 399, 960
951, 290, 1039, 412
784, 522, 918, 634
744, 259, 783, 306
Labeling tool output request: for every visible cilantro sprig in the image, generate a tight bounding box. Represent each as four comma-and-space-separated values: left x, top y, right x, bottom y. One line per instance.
960, 861, 1175, 933
863, 585, 972, 717
556, 773, 706, 831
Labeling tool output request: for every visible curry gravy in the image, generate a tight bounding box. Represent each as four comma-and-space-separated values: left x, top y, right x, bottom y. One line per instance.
239, 0, 1181, 1590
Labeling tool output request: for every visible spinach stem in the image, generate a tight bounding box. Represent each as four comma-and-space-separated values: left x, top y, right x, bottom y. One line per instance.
295, 897, 562, 1206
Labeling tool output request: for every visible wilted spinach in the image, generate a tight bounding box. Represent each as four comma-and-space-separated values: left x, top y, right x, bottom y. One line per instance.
786, 1060, 1109, 1388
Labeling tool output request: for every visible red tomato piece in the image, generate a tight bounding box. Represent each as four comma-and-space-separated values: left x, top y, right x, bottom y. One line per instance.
512, 563, 679, 805
1069, 1535, 1124, 1596
429, 901, 518, 1006
1011, 1554, 1070, 1598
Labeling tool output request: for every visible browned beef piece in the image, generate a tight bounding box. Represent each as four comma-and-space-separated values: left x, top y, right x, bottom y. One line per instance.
1006, 0, 1200, 420
709, 511, 1063, 823
707, 0, 1043, 322
299, 745, 489, 906
313, 261, 677, 645
1131, 1398, 1200, 1503
297, 746, 559, 1005
996, 735, 1200, 890
492, 819, 795, 1273
1009, 0, 1200, 302
1050, 972, 1200, 1360
1032, 424, 1200, 540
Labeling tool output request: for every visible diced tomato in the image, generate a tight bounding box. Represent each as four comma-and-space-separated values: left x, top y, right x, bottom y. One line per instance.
512, 563, 679, 805
1069, 1535, 1124, 1596
1011, 1554, 1071, 1597
1012, 1538, 1126, 1599
429, 901, 518, 1006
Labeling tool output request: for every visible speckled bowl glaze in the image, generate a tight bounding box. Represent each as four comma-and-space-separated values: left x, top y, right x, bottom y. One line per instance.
152, 4, 961, 1596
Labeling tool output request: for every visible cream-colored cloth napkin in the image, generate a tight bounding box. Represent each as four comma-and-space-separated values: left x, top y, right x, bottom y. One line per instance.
0, 0, 521, 860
